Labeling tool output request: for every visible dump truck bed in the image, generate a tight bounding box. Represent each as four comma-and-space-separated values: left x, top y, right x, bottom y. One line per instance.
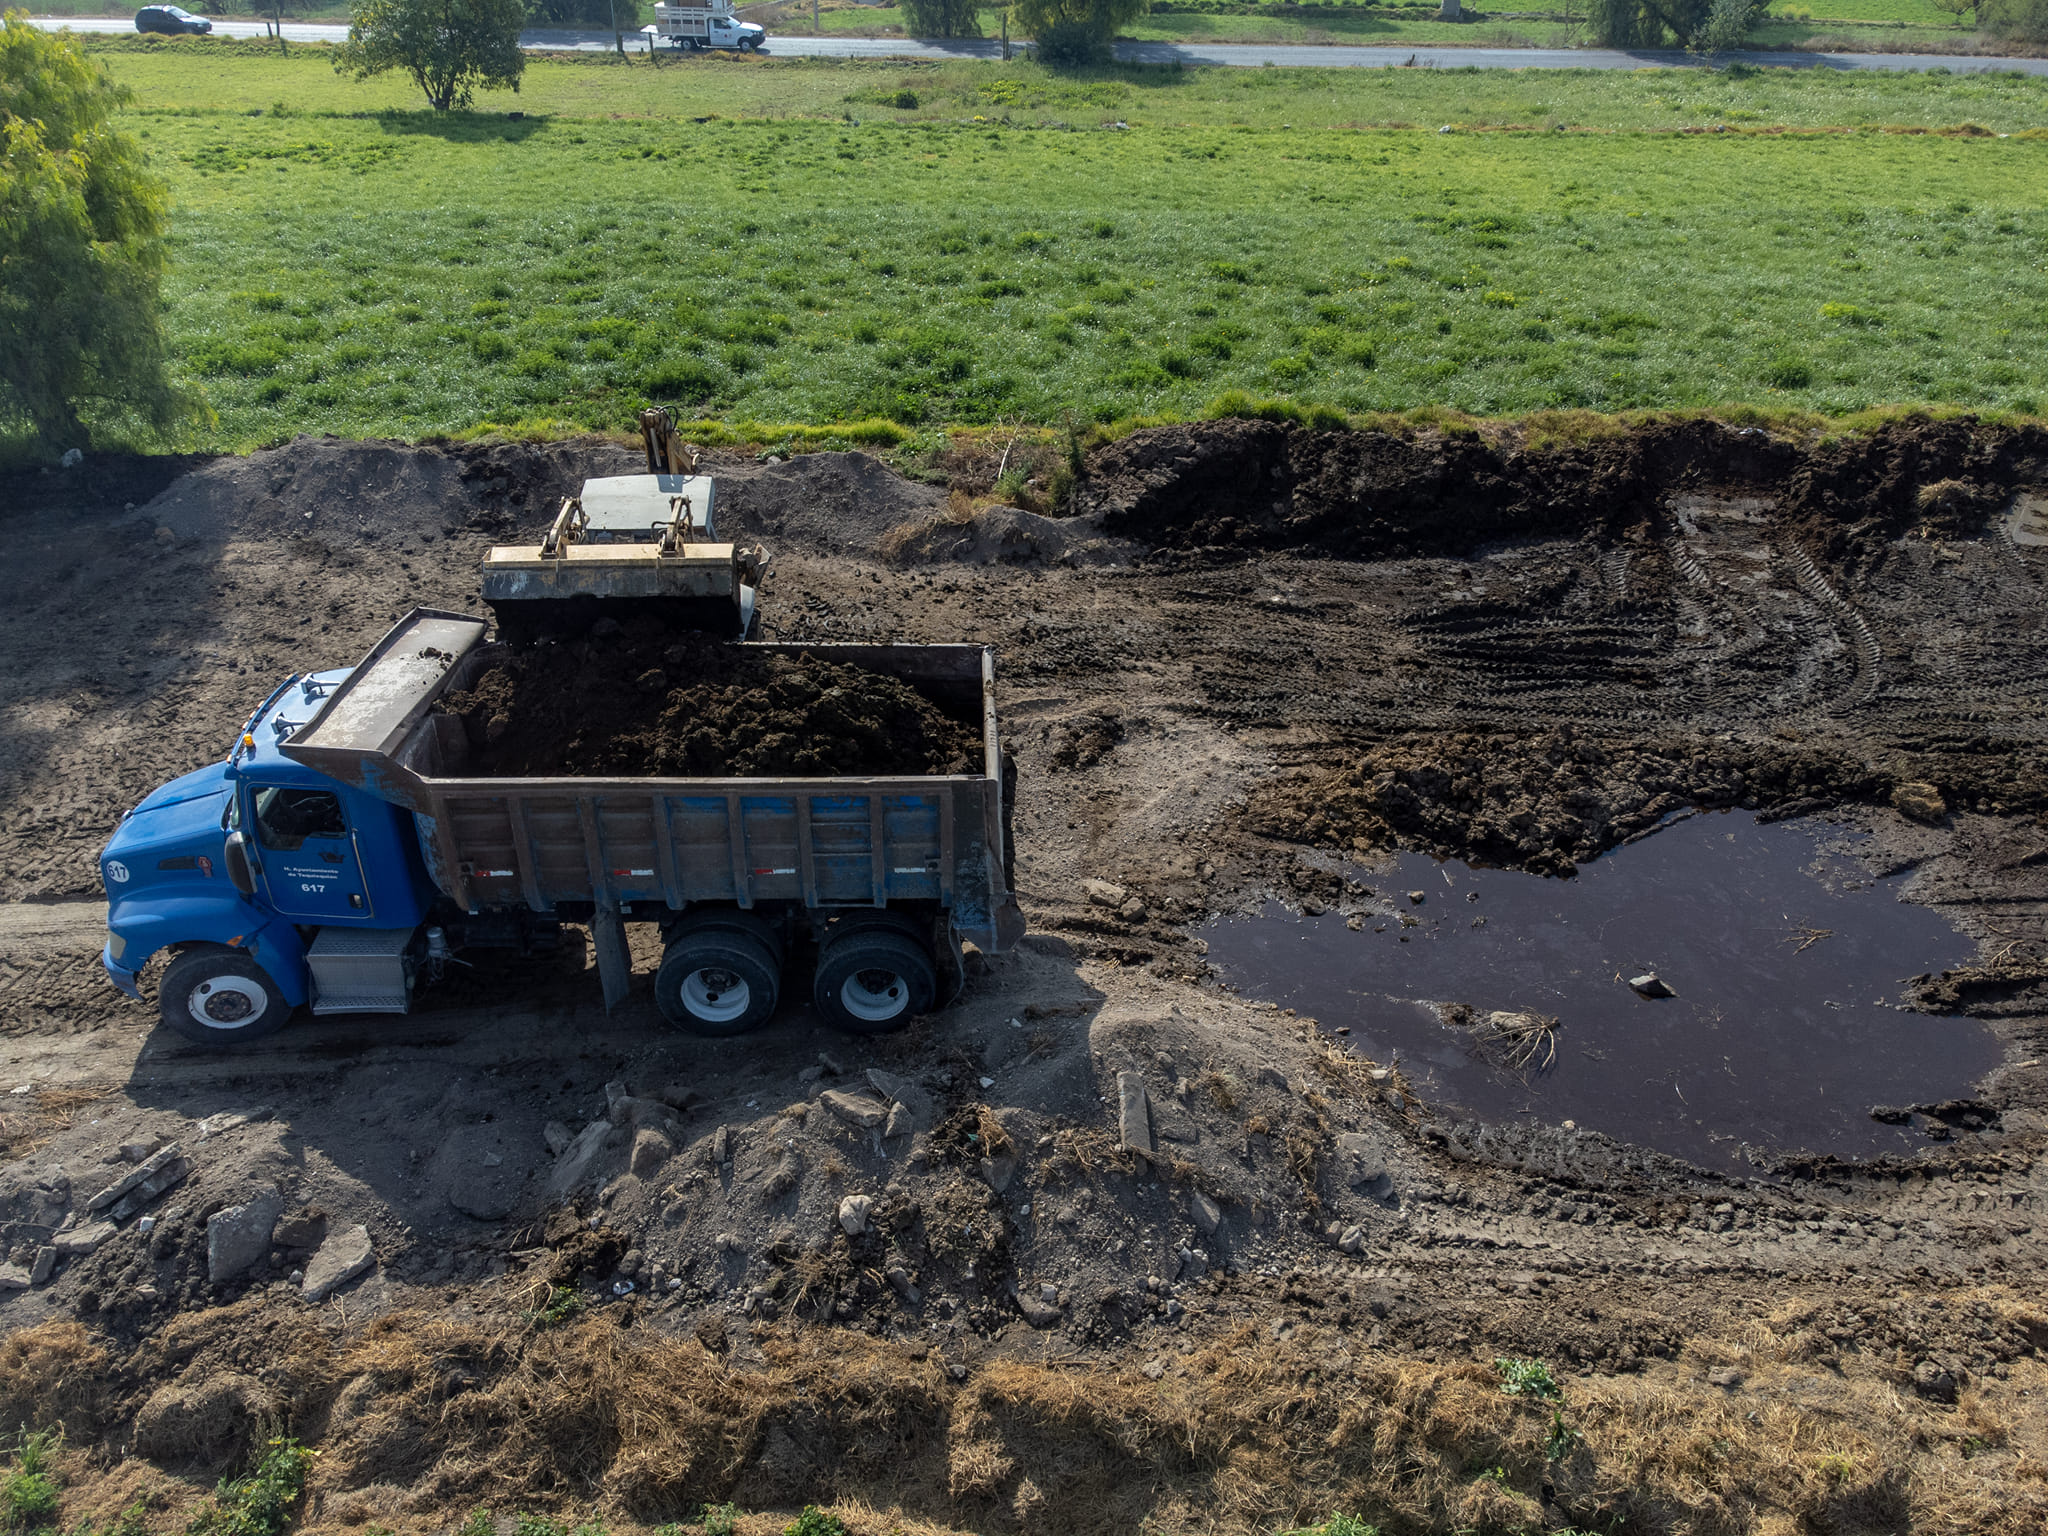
281, 609, 1022, 953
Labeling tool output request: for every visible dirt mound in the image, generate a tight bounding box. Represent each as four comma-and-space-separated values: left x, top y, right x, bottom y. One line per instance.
1071, 416, 1786, 559
441, 622, 980, 778
713, 451, 948, 555
1073, 415, 2048, 564
133, 1372, 279, 1470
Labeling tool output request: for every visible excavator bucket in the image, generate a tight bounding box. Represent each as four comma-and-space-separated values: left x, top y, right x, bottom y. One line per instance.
479, 408, 762, 644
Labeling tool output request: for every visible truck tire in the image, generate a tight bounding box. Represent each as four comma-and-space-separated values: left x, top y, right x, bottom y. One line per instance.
159, 946, 293, 1048
663, 907, 786, 971
812, 928, 935, 1034
655, 928, 779, 1036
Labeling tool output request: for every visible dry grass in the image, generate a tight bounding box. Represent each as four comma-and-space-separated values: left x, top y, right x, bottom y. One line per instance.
0, 1085, 108, 1160
7, 1291, 2048, 1536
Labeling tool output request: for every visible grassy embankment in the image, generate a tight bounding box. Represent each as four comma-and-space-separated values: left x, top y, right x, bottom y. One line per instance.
79, 39, 2048, 448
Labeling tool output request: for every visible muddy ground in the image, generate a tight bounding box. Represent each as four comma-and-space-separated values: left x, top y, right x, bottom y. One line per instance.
1, 417, 2047, 1536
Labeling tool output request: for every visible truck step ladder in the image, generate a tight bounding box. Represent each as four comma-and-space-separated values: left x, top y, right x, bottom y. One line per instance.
306, 927, 414, 1015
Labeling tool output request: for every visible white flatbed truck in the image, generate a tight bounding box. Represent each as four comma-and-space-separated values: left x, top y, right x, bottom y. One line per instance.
653, 0, 766, 49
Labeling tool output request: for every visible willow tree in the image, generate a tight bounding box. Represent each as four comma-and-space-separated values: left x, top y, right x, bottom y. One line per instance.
0, 13, 191, 455
1015, 0, 1145, 63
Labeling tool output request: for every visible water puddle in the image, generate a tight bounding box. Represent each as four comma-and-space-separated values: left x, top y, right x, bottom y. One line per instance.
1204, 812, 2001, 1170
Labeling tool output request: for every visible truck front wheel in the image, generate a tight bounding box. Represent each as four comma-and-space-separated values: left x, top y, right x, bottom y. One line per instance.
656, 929, 780, 1036
159, 946, 293, 1048
813, 929, 935, 1035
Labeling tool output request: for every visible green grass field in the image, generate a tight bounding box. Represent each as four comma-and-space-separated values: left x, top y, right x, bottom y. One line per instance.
73, 42, 2048, 445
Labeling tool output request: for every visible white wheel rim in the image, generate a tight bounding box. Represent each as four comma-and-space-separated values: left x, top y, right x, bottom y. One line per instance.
188, 976, 268, 1030
682, 967, 751, 1024
840, 968, 908, 1023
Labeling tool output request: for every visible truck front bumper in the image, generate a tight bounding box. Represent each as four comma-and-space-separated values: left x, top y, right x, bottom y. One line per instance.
102, 947, 142, 1000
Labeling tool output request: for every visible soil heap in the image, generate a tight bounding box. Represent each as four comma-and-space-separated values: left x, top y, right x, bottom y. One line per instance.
440, 621, 979, 778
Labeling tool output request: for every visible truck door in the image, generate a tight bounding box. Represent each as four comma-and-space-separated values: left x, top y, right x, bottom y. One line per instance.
248, 784, 372, 921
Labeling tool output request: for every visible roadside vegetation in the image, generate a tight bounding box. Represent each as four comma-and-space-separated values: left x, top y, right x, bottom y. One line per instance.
46, 41, 2045, 449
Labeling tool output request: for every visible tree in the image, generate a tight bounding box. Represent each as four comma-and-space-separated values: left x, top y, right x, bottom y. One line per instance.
0, 12, 191, 455
899, 0, 981, 36
1014, 0, 1144, 63
336, 0, 526, 113
1587, 0, 1756, 46
1979, 0, 2048, 37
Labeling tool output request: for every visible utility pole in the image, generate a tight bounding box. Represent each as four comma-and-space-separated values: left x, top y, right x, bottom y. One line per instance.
610, 0, 626, 57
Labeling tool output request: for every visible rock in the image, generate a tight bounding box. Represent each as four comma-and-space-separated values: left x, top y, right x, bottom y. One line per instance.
195, 1108, 272, 1140
838, 1195, 874, 1236
1628, 973, 1676, 999
710, 1125, 732, 1164
1084, 878, 1128, 908
1893, 782, 1948, 823
1016, 1292, 1062, 1328
206, 1184, 284, 1283
979, 1153, 1017, 1194
884, 1103, 914, 1140
1256, 1066, 1290, 1091
302, 1224, 374, 1303
1913, 1360, 1959, 1403
1335, 1133, 1390, 1193
651, 1082, 700, 1112
543, 1121, 574, 1156
818, 1051, 846, 1076
547, 1121, 623, 1200
60, 447, 83, 469
1190, 1192, 1222, 1236
1407, 890, 1426, 905
272, 1207, 327, 1250
867, 1068, 935, 1127
1707, 1368, 1744, 1389
52, 1221, 116, 1257
630, 1129, 673, 1178
29, 1247, 56, 1286
437, 1124, 527, 1221
88, 1142, 184, 1212
1869, 1105, 1912, 1125
119, 1137, 165, 1163
1117, 1071, 1153, 1156
797, 1065, 825, 1086
1338, 1226, 1366, 1255
0, 1265, 27, 1293
1117, 897, 1148, 922
886, 1265, 920, 1303
820, 1090, 889, 1130
1151, 1097, 1200, 1144
608, 1094, 678, 1131
765, 1152, 800, 1199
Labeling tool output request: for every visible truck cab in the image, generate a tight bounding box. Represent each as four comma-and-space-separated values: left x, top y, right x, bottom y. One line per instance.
100, 669, 440, 1046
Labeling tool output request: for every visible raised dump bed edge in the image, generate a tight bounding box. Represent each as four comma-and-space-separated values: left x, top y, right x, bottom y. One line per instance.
99, 608, 1022, 1047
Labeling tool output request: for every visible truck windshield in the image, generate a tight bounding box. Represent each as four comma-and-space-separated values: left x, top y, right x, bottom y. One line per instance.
252, 786, 347, 850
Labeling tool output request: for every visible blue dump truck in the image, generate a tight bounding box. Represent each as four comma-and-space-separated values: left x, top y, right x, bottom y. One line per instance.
98, 417, 1022, 1048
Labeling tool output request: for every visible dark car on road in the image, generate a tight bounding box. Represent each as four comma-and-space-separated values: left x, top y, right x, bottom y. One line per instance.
134, 5, 213, 32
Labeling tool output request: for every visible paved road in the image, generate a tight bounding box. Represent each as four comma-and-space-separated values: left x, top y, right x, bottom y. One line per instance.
29, 13, 2048, 71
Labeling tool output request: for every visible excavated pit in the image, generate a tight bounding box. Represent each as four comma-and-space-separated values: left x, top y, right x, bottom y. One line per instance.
1204, 810, 2002, 1173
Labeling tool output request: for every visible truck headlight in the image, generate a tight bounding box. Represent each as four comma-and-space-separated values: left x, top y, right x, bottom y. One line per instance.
106, 930, 127, 962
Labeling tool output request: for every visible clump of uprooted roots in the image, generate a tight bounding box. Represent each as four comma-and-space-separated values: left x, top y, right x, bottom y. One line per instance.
7, 1292, 2048, 1535
1475, 1009, 1563, 1073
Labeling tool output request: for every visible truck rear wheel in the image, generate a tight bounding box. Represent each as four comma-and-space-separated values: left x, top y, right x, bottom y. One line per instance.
656, 929, 779, 1036
159, 946, 293, 1048
812, 929, 935, 1035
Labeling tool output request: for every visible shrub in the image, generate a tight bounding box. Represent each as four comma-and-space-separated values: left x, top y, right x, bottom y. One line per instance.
784, 1510, 847, 1536
1495, 1356, 1564, 1400
889, 89, 919, 108
701, 1507, 739, 1536
900, 0, 980, 34
2, 1431, 59, 1533
184, 1439, 313, 1536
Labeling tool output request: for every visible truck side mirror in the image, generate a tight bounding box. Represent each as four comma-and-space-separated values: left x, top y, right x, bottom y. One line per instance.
224, 830, 257, 896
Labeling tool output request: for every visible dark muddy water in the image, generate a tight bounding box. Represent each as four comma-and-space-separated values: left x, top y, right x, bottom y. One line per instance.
1204, 812, 2000, 1170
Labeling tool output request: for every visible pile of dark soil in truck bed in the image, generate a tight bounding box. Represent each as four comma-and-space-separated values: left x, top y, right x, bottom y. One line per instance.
439, 623, 979, 778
